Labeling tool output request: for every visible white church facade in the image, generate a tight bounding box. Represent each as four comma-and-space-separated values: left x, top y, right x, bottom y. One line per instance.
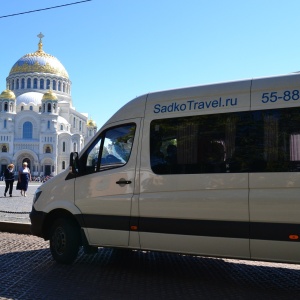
0, 33, 97, 178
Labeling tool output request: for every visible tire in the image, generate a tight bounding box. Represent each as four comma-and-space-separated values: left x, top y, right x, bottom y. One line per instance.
49, 218, 80, 264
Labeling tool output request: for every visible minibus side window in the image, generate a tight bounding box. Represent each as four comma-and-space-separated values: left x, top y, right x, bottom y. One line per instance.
82, 136, 102, 174
150, 113, 250, 174
80, 123, 136, 175
100, 124, 136, 170
150, 107, 300, 174
253, 108, 300, 172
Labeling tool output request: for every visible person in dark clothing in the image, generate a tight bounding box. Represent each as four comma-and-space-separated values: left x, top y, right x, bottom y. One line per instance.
4, 164, 15, 197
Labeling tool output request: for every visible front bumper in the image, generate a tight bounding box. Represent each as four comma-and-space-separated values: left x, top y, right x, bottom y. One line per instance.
30, 207, 47, 238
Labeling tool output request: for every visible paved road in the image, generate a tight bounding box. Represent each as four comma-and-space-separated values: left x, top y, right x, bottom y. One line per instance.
1, 182, 300, 299
1, 232, 300, 300
0, 181, 39, 223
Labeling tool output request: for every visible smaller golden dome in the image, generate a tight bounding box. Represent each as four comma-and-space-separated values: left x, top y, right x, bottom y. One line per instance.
87, 118, 96, 127
0, 89, 16, 100
42, 90, 58, 101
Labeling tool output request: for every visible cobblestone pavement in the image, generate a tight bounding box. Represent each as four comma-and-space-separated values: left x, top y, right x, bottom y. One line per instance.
1, 182, 300, 299
0, 182, 39, 224
1, 232, 300, 300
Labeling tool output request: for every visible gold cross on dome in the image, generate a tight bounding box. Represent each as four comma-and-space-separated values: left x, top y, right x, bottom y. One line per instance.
37, 32, 44, 42
37, 32, 44, 52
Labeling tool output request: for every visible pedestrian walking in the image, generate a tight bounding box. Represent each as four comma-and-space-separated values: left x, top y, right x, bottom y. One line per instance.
18, 162, 31, 197
4, 164, 15, 197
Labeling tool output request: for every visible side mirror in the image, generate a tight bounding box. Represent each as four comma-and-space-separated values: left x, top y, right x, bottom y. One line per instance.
69, 152, 79, 174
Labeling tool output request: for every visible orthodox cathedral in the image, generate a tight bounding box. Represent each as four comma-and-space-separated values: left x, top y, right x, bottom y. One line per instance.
0, 33, 97, 178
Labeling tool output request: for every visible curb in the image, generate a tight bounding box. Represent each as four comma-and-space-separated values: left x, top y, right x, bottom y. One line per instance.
0, 221, 31, 234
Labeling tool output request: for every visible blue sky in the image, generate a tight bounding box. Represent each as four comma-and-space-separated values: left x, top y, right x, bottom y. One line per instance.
1, 0, 300, 129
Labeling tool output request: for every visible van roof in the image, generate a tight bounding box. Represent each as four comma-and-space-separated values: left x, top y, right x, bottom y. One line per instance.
102, 72, 300, 128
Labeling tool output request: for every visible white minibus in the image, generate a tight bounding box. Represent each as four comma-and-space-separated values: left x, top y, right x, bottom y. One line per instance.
30, 72, 300, 264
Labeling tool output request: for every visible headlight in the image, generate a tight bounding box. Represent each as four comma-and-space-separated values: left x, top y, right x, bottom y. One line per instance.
33, 190, 42, 204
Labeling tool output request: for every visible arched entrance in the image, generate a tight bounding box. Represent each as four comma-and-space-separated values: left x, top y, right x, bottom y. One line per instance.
16, 156, 33, 173
14, 150, 38, 176
40, 158, 54, 177
44, 165, 51, 176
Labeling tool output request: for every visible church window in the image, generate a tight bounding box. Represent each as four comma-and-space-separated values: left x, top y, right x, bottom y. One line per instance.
39, 106, 41, 112
2, 145, 7, 152
23, 121, 33, 139
27, 78, 31, 88
47, 103, 51, 112
21, 106, 24, 111
73, 142, 77, 152
73, 117, 76, 128
4, 103, 8, 112
47, 120, 50, 129
40, 79, 44, 89
53, 80, 56, 90
63, 141, 66, 152
60, 125, 63, 130
12, 80, 14, 90
33, 78, 38, 89
47, 79, 50, 89
30, 106, 33, 111
16, 79, 19, 89
45, 146, 51, 153
58, 81, 61, 91
21, 78, 25, 89
10, 103, 13, 112
63, 83, 65, 92
4, 120, 7, 128
62, 161, 66, 170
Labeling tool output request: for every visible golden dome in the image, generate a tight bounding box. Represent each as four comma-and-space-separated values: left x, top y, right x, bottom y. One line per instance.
0, 89, 16, 100
87, 118, 97, 127
9, 34, 69, 79
42, 90, 58, 101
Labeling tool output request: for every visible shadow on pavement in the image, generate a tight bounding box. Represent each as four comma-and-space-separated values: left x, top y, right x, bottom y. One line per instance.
1, 242, 300, 300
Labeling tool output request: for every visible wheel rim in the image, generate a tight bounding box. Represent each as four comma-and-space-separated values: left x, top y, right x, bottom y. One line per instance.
52, 226, 66, 255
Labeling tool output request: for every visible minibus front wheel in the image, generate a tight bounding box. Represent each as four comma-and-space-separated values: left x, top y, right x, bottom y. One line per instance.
49, 217, 80, 264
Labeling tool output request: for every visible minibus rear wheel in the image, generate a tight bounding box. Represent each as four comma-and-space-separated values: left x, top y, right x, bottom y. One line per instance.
49, 218, 80, 264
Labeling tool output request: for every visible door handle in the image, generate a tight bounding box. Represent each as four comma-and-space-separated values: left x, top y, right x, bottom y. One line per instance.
116, 180, 132, 185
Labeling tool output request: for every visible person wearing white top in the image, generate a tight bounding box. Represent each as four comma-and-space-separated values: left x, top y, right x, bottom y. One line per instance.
18, 162, 31, 197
